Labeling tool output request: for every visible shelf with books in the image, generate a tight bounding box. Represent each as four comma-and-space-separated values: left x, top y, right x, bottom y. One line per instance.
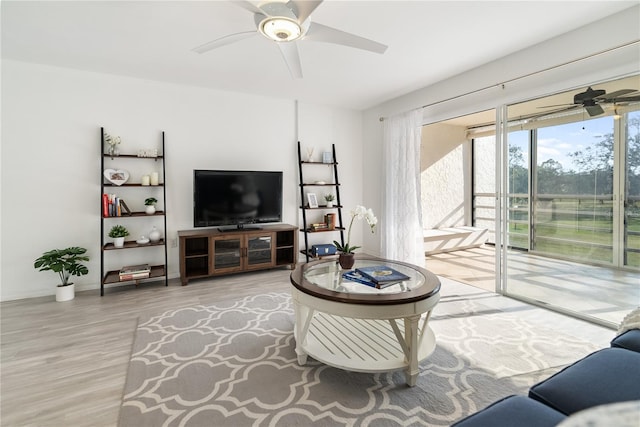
103, 211, 165, 218
100, 126, 168, 296
306, 227, 345, 233
103, 264, 166, 285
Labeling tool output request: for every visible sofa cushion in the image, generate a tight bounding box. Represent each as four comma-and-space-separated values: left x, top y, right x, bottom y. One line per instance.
451, 395, 566, 427
611, 329, 640, 353
529, 348, 640, 415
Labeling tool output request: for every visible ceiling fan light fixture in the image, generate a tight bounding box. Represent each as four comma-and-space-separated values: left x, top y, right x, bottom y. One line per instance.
260, 17, 302, 42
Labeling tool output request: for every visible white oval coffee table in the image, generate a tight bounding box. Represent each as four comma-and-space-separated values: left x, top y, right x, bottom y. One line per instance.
289, 255, 441, 386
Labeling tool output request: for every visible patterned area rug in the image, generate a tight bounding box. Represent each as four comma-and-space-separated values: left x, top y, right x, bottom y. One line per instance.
119, 281, 601, 426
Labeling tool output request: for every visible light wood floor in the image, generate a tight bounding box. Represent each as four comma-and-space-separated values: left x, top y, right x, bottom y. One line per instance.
2, 254, 626, 426
1, 269, 292, 426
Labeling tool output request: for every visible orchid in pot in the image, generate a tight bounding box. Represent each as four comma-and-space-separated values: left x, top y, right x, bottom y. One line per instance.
333, 205, 377, 269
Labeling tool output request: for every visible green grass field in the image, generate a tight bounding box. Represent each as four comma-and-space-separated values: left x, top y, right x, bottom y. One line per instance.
505, 198, 640, 267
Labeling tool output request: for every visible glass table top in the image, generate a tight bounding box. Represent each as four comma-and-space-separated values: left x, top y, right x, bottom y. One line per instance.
303, 259, 426, 295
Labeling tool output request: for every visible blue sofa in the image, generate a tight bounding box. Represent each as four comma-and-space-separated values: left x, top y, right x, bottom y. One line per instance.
452, 328, 640, 426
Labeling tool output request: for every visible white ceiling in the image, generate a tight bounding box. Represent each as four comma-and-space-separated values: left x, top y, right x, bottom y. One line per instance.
2, 1, 636, 110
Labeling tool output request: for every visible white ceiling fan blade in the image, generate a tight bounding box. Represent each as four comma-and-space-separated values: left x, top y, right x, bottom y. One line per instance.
231, 1, 264, 15
192, 31, 257, 54
304, 22, 387, 54
277, 42, 303, 79
289, 0, 323, 24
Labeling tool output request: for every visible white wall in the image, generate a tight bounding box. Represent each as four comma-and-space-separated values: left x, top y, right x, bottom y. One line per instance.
362, 6, 640, 256
297, 103, 364, 251
0, 60, 363, 301
421, 123, 469, 229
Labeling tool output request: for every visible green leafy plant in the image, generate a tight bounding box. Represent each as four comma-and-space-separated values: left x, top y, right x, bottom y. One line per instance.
333, 205, 377, 254
324, 194, 335, 202
108, 225, 129, 238
34, 247, 89, 287
144, 197, 157, 206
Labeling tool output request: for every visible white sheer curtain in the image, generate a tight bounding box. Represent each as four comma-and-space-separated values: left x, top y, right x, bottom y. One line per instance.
381, 109, 424, 266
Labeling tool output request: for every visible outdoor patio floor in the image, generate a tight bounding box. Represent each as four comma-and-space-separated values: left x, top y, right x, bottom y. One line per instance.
426, 245, 639, 328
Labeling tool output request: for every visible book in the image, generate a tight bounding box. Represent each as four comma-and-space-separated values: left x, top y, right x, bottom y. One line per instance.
102, 194, 109, 217
119, 199, 132, 216
119, 264, 151, 275
355, 265, 410, 285
342, 271, 400, 289
119, 264, 151, 281
119, 271, 150, 281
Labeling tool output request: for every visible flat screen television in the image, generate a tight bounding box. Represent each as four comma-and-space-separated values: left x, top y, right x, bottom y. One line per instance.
194, 170, 283, 229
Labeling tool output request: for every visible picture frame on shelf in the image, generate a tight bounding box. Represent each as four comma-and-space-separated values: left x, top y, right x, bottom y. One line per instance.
103, 168, 130, 186
307, 193, 318, 208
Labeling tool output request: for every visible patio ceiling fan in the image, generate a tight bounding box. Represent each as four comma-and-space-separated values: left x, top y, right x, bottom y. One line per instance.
538, 86, 640, 117
192, 0, 388, 79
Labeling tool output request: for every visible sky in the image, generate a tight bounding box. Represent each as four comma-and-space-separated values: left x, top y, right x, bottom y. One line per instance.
510, 115, 615, 171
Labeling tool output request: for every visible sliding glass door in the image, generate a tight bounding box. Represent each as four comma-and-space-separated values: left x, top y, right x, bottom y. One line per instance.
497, 76, 640, 327
533, 116, 615, 264
624, 110, 640, 268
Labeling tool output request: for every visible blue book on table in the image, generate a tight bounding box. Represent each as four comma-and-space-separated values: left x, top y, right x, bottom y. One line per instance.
355, 265, 410, 284
342, 271, 400, 289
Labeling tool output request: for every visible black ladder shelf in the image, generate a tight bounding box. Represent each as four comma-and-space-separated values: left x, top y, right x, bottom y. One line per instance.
297, 141, 345, 262
100, 127, 169, 295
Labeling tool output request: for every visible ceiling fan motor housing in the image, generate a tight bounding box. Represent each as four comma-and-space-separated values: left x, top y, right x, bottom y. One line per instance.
574, 87, 606, 104
256, 2, 307, 42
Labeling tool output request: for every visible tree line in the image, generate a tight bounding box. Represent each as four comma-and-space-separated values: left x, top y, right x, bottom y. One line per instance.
508, 115, 640, 197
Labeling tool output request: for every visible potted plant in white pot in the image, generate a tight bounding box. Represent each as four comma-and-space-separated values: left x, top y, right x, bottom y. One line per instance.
324, 193, 335, 208
34, 247, 89, 302
144, 197, 157, 215
109, 224, 129, 248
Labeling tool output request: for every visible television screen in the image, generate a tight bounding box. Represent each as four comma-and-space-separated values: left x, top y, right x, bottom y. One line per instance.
194, 170, 283, 228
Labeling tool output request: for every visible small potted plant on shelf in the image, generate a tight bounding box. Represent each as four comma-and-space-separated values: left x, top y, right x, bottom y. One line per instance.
324, 193, 336, 208
108, 225, 129, 248
144, 197, 158, 215
333, 205, 377, 269
34, 247, 89, 302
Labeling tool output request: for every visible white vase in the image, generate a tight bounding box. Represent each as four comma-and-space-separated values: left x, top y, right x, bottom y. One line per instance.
145, 205, 156, 215
326, 201, 334, 208
113, 237, 125, 248
149, 226, 161, 243
56, 284, 75, 302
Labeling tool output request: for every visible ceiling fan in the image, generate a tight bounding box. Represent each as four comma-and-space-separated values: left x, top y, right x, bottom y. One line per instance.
192, 0, 388, 78
538, 86, 640, 117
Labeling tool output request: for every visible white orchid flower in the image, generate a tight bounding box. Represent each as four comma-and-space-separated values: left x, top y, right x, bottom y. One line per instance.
334, 205, 377, 254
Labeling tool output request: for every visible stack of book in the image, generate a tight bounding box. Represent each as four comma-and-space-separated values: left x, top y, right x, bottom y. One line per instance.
119, 264, 151, 281
102, 194, 131, 217
343, 265, 410, 289
310, 223, 329, 231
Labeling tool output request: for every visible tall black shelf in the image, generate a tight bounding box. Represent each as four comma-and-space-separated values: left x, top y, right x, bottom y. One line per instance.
100, 127, 168, 295
297, 141, 345, 262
